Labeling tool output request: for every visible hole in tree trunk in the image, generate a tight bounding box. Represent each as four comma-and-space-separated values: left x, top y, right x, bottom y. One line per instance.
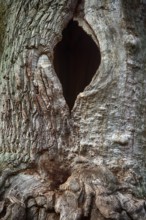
53, 19, 101, 110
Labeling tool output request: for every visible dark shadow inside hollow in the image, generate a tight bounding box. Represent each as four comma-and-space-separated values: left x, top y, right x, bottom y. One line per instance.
53, 19, 101, 110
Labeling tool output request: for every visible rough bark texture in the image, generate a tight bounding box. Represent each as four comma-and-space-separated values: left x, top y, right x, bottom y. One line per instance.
0, 0, 146, 219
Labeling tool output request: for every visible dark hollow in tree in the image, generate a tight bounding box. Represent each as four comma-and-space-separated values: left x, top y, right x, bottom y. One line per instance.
53, 20, 101, 110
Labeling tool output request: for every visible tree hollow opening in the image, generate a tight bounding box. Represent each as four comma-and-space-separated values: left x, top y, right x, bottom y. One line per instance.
53, 19, 101, 110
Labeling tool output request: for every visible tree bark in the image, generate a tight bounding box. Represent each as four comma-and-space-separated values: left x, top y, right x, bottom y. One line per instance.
0, 0, 146, 219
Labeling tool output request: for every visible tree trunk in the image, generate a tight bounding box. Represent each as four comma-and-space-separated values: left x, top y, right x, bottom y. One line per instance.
0, 0, 146, 219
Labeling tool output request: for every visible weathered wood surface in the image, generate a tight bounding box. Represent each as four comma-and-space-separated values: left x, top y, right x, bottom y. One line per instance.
0, 0, 146, 219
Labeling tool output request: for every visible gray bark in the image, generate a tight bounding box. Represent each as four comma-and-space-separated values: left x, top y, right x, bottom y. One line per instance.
0, 0, 146, 219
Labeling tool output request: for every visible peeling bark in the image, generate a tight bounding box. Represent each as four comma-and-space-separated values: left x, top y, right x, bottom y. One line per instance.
0, 0, 146, 219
